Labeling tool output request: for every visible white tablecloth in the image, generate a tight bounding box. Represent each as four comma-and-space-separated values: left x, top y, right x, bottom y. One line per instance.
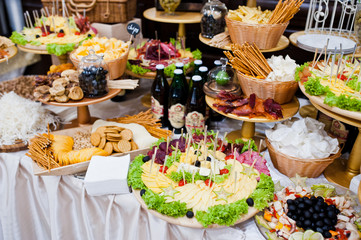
0, 79, 360, 240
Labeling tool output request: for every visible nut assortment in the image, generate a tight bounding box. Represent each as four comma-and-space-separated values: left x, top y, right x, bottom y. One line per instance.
90, 126, 138, 154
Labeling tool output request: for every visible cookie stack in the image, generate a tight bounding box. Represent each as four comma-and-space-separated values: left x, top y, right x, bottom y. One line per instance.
90, 126, 138, 154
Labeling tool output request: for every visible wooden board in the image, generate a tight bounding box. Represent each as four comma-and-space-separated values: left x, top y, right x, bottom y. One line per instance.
299, 82, 361, 122
199, 34, 290, 53
0, 45, 18, 63
32, 126, 149, 176
39, 88, 121, 107
0, 141, 27, 153
133, 188, 259, 228
206, 95, 300, 123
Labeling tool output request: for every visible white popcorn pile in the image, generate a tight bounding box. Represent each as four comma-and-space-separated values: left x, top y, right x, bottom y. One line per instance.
266, 117, 339, 159
265, 55, 298, 82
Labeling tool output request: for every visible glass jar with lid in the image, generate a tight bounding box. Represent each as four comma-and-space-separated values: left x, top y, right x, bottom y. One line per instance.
203, 57, 241, 98
78, 49, 109, 98
201, 0, 228, 39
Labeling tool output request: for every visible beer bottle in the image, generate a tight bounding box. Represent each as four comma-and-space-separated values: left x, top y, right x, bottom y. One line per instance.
189, 59, 203, 92
199, 66, 208, 84
175, 62, 188, 90
151, 64, 169, 128
168, 69, 187, 134
186, 75, 206, 133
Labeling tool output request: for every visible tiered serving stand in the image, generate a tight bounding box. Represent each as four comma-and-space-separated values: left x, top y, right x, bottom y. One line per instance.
299, 83, 361, 188
17, 45, 68, 64
205, 96, 300, 149
39, 89, 121, 128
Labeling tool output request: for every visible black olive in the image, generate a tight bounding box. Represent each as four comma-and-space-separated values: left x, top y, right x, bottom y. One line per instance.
35, 34, 40, 38
298, 203, 305, 209
313, 213, 319, 220
309, 207, 315, 213
287, 211, 293, 218
323, 218, 331, 226
296, 220, 302, 227
323, 231, 332, 238
317, 196, 324, 201
316, 227, 324, 234
286, 199, 293, 205
327, 211, 335, 219
88, 34, 92, 37
335, 209, 341, 214
246, 198, 254, 207
304, 211, 311, 219
304, 198, 313, 205
206, 156, 211, 161
299, 216, 305, 222
329, 226, 336, 231
314, 205, 321, 212
304, 219, 312, 227
195, 160, 201, 167
319, 212, 326, 218
140, 189, 146, 196
143, 155, 150, 162
186, 211, 194, 218
194, 150, 198, 155
297, 209, 302, 215
288, 204, 296, 211
291, 215, 298, 220
316, 220, 324, 227
59, 29, 64, 33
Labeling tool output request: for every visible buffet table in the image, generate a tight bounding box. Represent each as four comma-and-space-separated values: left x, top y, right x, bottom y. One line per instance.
1, 78, 359, 240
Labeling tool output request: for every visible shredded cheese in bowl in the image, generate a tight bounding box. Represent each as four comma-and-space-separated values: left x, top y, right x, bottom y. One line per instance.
0, 92, 60, 145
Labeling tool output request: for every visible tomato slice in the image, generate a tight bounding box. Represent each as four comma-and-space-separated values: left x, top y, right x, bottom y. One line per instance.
219, 169, 229, 175
159, 166, 168, 173
204, 179, 213, 187
178, 179, 187, 186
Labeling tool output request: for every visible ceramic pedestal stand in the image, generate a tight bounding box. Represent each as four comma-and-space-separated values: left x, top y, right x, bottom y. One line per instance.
205, 96, 300, 151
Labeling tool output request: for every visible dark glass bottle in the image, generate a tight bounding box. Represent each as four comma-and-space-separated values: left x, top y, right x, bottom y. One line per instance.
185, 75, 206, 133
199, 66, 208, 84
209, 59, 224, 122
168, 69, 187, 134
175, 62, 188, 90
189, 59, 203, 92
151, 64, 169, 128
111, 89, 126, 102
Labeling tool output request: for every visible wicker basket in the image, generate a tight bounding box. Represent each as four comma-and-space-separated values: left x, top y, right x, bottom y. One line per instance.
236, 70, 298, 104
70, 48, 129, 79
266, 138, 342, 178
41, 0, 137, 23
225, 16, 288, 49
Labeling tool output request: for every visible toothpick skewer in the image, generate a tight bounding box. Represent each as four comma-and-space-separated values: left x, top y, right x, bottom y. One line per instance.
311, 48, 318, 69
329, 50, 336, 85
345, 61, 361, 85
219, 132, 227, 152
351, 44, 357, 64
45, 7, 50, 17
214, 130, 219, 152
182, 169, 186, 183
184, 137, 191, 164
162, 156, 168, 174
26, 11, 33, 28
174, 141, 179, 158
258, 139, 263, 154
24, 13, 30, 28
149, 148, 158, 176
165, 136, 170, 155
234, 172, 238, 193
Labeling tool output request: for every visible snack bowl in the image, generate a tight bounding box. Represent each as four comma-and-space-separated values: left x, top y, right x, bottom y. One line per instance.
266, 138, 342, 178
225, 16, 288, 50
236, 70, 298, 104
70, 47, 129, 80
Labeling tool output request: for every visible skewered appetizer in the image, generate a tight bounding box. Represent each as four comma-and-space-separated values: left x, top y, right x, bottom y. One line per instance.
0, 36, 15, 60
297, 56, 361, 112
10, 13, 97, 56
128, 130, 274, 227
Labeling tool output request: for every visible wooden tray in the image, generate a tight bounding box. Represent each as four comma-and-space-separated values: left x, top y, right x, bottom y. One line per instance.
39, 88, 121, 107
32, 126, 149, 176
299, 82, 361, 121
206, 95, 300, 123
199, 34, 290, 53
0, 45, 18, 63
133, 188, 259, 228
0, 141, 27, 153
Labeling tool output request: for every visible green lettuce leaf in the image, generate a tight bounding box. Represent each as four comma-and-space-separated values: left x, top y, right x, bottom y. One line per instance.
164, 63, 176, 78
150, 138, 166, 148
46, 43, 75, 56
294, 62, 309, 82
213, 164, 232, 184
165, 149, 182, 168
127, 154, 146, 189
324, 91, 361, 112
195, 199, 248, 227
324, 91, 338, 106
168, 170, 208, 183
304, 76, 329, 96
346, 78, 361, 92
142, 189, 187, 217
192, 49, 202, 60
226, 138, 258, 153
126, 61, 151, 75
10, 31, 28, 45
30, 41, 41, 46
250, 173, 275, 210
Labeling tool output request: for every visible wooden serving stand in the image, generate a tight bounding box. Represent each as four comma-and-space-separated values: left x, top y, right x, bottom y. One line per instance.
206, 96, 300, 150
17, 45, 68, 64
143, 7, 202, 38
39, 89, 121, 129
310, 101, 361, 188
199, 34, 290, 53
0, 46, 18, 64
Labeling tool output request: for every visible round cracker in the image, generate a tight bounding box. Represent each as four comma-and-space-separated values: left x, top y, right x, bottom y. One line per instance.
98, 137, 106, 149
112, 142, 121, 153
130, 140, 138, 151
104, 142, 113, 155
120, 129, 133, 141
90, 132, 101, 146
117, 140, 131, 153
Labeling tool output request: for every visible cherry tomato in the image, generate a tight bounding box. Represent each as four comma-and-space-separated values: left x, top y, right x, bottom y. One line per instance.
219, 169, 229, 175
204, 179, 213, 187
159, 166, 168, 173
225, 155, 234, 160
178, 179, 187, 186
57, 32, 65, 37
75, 31, 80, 35
337, 74, 347, 81
41, 32, 48, 37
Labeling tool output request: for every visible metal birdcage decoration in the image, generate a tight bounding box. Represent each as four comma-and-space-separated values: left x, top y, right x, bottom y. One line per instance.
296, 0, 358, 53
